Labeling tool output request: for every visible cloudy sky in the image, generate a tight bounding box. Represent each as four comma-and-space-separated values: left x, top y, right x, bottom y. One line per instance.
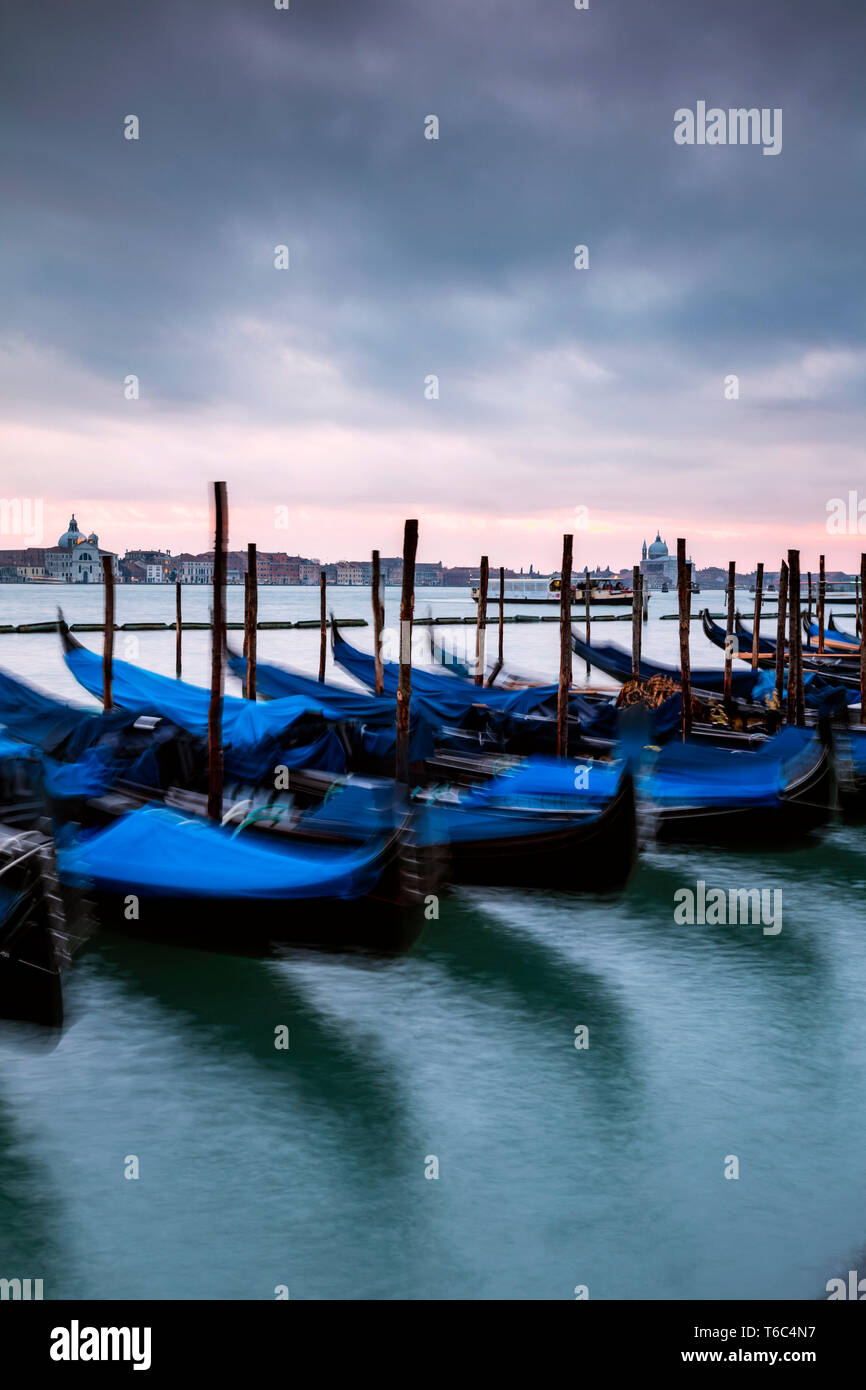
2, 0, 865, 570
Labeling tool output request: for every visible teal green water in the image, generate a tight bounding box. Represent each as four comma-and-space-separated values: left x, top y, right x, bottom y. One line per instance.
1, 586, 864, 1299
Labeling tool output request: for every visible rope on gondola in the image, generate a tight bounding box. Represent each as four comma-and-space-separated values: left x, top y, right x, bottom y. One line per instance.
614, 674, 703, 718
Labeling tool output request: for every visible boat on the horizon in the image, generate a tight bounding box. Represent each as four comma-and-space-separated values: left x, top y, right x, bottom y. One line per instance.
471, 575, 634, 608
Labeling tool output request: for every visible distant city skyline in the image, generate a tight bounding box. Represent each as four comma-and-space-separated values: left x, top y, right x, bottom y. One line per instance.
2, 503, 863, 585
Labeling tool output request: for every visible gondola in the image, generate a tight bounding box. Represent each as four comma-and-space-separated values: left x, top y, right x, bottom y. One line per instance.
231, 636, 620, 758
422, 722, 832, 846
700, 610, 774, 660
0, 734, 47, 827
639, 725, 834, 844
59, 620, 370, 779
828, 614, 861, 643
829, 722, 866, 813
0, 824, 65, 1026
572, 626, 762, 699
329, 623, 594, 721
56, 802, 427, 954
414, 759, 637, 890
54, 637, 639, 897
702, 612, 862, 696
803, 614, 861, 652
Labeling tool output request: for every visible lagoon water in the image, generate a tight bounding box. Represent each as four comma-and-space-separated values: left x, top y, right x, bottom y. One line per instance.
1, 584, 864, 1300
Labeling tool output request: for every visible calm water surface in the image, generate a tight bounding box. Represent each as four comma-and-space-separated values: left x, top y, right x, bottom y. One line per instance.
1, 585, 864, 1299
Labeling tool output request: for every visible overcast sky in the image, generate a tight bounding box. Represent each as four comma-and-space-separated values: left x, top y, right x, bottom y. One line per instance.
2, 0, 865, 569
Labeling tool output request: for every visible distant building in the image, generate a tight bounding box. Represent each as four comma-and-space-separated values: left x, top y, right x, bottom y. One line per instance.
0, 548, 48, 580
298, 559, 321, 585
121, 549, 174, 582
45, 515, 117, 583
639, 532, 692, 591
336, 561, 364, 585
180, 555, 213, 585
381, 560, 444, 587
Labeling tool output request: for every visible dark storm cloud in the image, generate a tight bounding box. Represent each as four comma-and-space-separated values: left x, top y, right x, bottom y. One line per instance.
1, 0, 865, 549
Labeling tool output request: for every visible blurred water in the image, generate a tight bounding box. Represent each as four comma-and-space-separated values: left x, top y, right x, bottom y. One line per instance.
0, 583, 863, 1300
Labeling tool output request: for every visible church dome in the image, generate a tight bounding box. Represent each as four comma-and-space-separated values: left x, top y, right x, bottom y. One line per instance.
58, 514, 83, 549
647, 532, 668, 559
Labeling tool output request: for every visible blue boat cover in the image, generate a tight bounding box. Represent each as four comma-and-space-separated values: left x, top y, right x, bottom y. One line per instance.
571, 631, 762, 699
66, 644, 437, 773
0, 663, 137, 757
641, 727, 818, 808
0, 732, 40, 767
458, 756, 627, 812
331, 628, 590, 719
806, 621, 859, 649
227, 653, 397, 722
57, 805, 389, 901
419, 802, 593, 846
39, 745, 119, 799
750, 668, 858, 710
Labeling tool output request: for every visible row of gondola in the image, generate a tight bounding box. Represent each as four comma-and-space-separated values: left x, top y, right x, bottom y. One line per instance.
699, 609, 864, 690
1, 615, 863, 1027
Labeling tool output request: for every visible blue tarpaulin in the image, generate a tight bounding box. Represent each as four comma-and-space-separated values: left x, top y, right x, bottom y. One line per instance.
57, 804, 389, 901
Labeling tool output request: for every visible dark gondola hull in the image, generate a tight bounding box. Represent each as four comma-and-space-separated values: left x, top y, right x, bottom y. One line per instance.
701, 609, 774, 660
60, 805, 434, 957
0, 920, 63, 1026
653, 743, 834, 845
572, 626, 760, 699
446, 773, 637, 891
0, 827, 65, 1027
731, 614, 863, 691
82, 883, 422, 957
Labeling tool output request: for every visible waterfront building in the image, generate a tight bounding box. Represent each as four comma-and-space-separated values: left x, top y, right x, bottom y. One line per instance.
121, 549, 174, 582
298, 559, 322, 585
45, 515, 117, 583
0, 548, 48, 580
639, 532, 693, 592
179, 555, 213, 585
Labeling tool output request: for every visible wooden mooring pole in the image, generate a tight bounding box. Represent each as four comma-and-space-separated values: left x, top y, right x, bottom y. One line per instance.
486, 564, 505, 687
774, 560, 788, 713
245, 543, 257, 700
861, 555, 866, 724
175, 579, 182, 678
584, 567, 591, 677
396, 519, 418, 784
817, 554, 825, 653
631, 565, 642, 679
318, 571, 327, 682
787, 548, 804, 727
723, 560, 735, 706
677, 538, 691, 740
557, 534, 573, 758
475, 556, 489, 686
207, 481, 227, 821
806, 572, 812, 627
751, 562, 764, 669
371, 550, 384, 696
856, 573, 862, 638
497, 564, 505, 670
101, 555, 114, 711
